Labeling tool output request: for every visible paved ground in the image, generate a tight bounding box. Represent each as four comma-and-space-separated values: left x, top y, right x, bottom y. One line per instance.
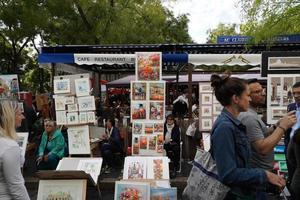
24, 157, 192, 200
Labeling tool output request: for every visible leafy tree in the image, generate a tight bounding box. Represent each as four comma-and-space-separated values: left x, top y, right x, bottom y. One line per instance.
206, 23, 239, 43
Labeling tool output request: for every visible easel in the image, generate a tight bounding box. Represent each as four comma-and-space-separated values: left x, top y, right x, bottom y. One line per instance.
37, 170, 102, 200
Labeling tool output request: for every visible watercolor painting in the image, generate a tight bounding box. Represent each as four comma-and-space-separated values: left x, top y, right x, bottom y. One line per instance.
56, 111, 67, 125
150, 187, 177, 200
201, 93, 212, 105
0, 74, 19, 98
75, 78, 90, 97
114, 181, 150, 200
153, 123, 164, 133
123, 157, 147, 180
148, 136, 157, 150
139, 136, 148, 149
149, 82, 165, 101
131, 102, 147, 120
67, 104, 78, 112
16, 132, 28, 158
53, 79, 71, 94
67, 112, 79, 125
131, 81, 147, 101
77, 96, 96, 111
149, 101, 164, 120
145, 123, 154, 134
87, 112, 95, 123
199, 84, 212, 93
37, 180, 86, 200
133, 122, 143, 134
77, 159, 103, 185
147, 157, 169, 180
136, 52, 162, 81
55, 97, 66, 111
67, 125, 91, 155
79, 112, 88, 124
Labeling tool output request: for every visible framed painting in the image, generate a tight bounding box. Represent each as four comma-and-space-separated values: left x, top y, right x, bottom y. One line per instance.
54, 97, 66, 111
114, 181, 150, 200
139, 136, 148, 150
37, 179, 86, 200
145, 123, 153, 134
53, 79, 71, 94
131, 81, 147, 101
199, 84, 212, 93
201, 93, 212, 105
132, 137, 140, 155
213, 104, 223, 115
123, 157, 147, 180
131, 101, 147, 121
0, 74, 19, 98
147, 157, 169, 180
68, 104, 78, 112
56, 111, 67, 125
65, 96, 75, 105
16, 132, 28, 158
149, 82, 165, 101
148, 135, 157, 150
153, 123, 164, 133
77, 96, 96, 111
77, 159, 103, 185
136, 52, 162, 81
67, 112, 79, 125
201, 118, 212, 131
133, 122, 143, 134
68, 125, 91, 155
150, 187, 177, 200
149, 101, 164, 120
75, 78, 90, 97
79, 112, 87, 124
201, 106, 212, 117
87, 112, 95, 123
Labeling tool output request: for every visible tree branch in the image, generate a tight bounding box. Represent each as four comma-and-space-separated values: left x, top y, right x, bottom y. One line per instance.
73, 0, 92, 30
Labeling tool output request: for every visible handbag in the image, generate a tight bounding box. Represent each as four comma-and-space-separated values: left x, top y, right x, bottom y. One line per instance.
182, 148, 230, 200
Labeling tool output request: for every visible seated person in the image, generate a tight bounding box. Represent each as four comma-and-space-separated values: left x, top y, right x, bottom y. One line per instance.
164, 114, 181, 172
101, 118, 123, 173
36, 120, 65, 170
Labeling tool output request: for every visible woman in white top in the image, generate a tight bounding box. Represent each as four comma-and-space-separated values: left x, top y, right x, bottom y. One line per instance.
0, 100, 30, 200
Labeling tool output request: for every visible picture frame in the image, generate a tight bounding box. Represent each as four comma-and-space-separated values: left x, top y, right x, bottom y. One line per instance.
0, 74, 20, 98
68, 125, 91, 155
149, 81, 165, 101
147, 157, 169, 180
148, 135, 157, 150
77, 159, 103, 185
53, 79, 71, 94
145, 123, 154, 134
139, 136, 148, 150
77, 96, 96, 111
114, 181, 150, 200
16, 132, 28, 158
123, 157, 147, 180
201, 118, 212, 130
56, 111, 67, 125
79, 112, 88, 124
131, 81, 147, 101
131, 101, 147, 121
54, 97, 66, 111
132, 137, 140, 155
149, 101, 164, 120
75, 78, 90, 97
136, 52, 162, 81
199, 84, 212, 93
268, 57, 300, 71
65, 96, 75, 105
37, 179, 87, 200
133, 122, 143, 134
87, 112, 95, 123
153, 123, 164, 133
213, 104, 223, 115
201, 106, 212, 117
68, 104, 78, 112
18, 102, 24, 113
201, 93, 212, 105
67, 112, 79, 125
151, 187, 177, 200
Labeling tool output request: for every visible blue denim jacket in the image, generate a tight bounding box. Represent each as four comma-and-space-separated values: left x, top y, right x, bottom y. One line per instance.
211, 109, 267, 198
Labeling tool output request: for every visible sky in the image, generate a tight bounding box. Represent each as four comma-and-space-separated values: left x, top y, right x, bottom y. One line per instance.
163, 0, 243, 43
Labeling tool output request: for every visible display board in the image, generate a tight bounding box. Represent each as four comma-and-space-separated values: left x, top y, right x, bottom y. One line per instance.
198, 82, 223, 132
267, 74, 300, 124
131, 52, 165, 156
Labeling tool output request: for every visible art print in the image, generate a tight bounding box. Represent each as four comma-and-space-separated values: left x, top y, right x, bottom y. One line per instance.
56, 111, 67, 125
150, 187, 177, 200
67, 104, 78, 112
123, 157, 147, 180
201, 93, 212, 105
16, 132, 28, 158
77, 96, 96, 111
53, 79, 71, 94
132, 137, 140, 155
114, 181, 150, 200
149, 101, 164, 120
65, 96, 75, 105
201, 118, 212, 130
201, 106, 212, 117
271, 107, 287, 121
148, 136, 157, 150
75, 78, 90, 97
149, 82, 165, 101
131, 81, 147, 101
268, 57, 300, 70
136, 52, 162, 81
77, 159, 103, 185
145, 123, 154, 134
199, 84, 212, 93
79, 112, 88, 124
67, 112, 79, 125
139, 136, 148, 149
0, 74, 19, 98
55, 97, 66, 111
68, 125, 91, 155
133, 122, 143, 134
87, 112, 95, 123
18, 102, 24, 113
213, 104, 223, 115
131, 102, 147, 120
157, 134, 164, 146
157, 145, 163, 153
37, 180, 86, 200
147, 157, 169, 180
154, 123, 164, 133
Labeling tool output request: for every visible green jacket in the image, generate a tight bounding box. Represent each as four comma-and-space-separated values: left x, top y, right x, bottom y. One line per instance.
38, 129, 65, 158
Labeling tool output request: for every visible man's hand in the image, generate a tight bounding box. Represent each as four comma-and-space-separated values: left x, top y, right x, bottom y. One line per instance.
265, 171, 286, 189
279, 111, 297, 130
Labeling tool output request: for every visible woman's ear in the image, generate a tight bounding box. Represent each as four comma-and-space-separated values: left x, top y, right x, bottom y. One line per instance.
231, 94, 239, 105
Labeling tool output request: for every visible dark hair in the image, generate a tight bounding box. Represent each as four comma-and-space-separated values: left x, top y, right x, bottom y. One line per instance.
292, 82, 300, 89
247, 78, 258, 85
107, 118, 115, 127
166, 114, 175, 120
210, 74, 247, 106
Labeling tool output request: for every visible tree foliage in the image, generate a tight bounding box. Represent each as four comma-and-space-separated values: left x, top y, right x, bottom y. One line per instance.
206, 23, 239, 43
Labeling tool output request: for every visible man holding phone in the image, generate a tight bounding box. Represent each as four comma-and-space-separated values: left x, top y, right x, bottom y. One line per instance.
238, 79, 296, 200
